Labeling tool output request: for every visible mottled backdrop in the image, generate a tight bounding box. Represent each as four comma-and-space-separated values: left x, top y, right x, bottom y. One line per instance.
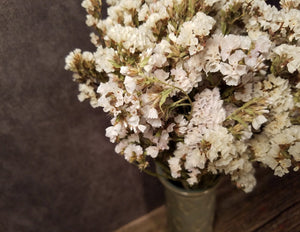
0, 0, 282, 231
0, 1, 163, 231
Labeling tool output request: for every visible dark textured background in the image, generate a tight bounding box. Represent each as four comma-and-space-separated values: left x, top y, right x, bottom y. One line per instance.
0, 1, 163, 231
0, 0, 282, 232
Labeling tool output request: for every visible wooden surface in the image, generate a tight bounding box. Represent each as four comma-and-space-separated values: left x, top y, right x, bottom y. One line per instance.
116, 167, 300, 232
114, 206, 167, 232
215, 167, 300, 232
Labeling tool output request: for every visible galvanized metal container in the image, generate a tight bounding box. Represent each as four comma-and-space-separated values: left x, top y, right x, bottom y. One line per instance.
156, 166, 218, 232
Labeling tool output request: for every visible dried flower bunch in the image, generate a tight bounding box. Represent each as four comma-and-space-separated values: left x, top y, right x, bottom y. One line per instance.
66, 0, 300, 192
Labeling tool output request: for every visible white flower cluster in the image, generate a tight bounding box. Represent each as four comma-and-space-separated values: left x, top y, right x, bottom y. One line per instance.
66, 0, 300, 192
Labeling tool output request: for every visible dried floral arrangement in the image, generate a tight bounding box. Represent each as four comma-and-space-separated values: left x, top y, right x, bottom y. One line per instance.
65, 0, 300, 192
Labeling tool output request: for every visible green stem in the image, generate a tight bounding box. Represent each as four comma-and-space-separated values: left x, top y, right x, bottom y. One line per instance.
181, 180, 191, 190
150, 76, 194, 119
133, 162, 174, 181
225, 97, 261, 121
172, 96, 189, 105
186, 0, 195, 20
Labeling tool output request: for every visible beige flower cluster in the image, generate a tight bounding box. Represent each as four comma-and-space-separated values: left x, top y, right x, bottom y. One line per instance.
66, 0, 300, 192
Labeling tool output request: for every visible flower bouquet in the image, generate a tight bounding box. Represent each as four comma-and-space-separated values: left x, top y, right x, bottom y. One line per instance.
65, 0, 300, 194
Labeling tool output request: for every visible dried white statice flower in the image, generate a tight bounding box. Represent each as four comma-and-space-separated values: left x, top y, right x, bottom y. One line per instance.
66, 0, 300, 193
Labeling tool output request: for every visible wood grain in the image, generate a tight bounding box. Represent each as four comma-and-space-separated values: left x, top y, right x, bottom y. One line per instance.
116, 167, 300, 232
215, 168, 300, 232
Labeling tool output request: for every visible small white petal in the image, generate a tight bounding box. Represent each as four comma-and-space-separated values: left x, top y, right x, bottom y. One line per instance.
252, 115, 268, 130
124, 76, 136, 94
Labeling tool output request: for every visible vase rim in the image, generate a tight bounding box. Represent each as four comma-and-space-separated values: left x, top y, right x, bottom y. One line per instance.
156, 164, 220, 197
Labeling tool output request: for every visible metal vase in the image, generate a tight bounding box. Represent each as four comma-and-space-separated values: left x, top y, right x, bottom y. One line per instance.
156, 166, 217, 232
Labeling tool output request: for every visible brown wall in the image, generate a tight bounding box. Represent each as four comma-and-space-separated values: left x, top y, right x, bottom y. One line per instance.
0, 1, 163, 231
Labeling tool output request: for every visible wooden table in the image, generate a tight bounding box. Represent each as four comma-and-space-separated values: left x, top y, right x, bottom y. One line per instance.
116, 167, 300, 232
215, 168, 300, 232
